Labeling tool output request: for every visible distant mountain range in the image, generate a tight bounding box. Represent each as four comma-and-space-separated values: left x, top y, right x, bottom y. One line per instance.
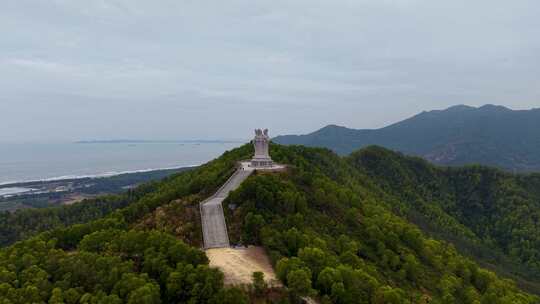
274, 104, 540, 172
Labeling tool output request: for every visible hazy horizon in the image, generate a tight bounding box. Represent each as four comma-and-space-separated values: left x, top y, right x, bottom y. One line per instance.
1, 103, 536, 144
2, 1, 539, 142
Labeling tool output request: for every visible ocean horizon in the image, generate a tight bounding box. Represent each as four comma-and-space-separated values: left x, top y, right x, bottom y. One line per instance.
0, 141, 242, 185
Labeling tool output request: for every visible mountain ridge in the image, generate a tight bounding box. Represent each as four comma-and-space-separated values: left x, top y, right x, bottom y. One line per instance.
274, 104, 540, 171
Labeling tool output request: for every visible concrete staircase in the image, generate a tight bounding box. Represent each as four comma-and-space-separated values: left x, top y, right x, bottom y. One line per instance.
200, 167, 253, 249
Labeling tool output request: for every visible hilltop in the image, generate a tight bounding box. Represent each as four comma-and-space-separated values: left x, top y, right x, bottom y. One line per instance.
274, 105, 540, 172
1, 144, 540, 303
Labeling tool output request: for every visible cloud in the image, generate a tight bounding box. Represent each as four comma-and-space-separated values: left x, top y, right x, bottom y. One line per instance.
6, 58, 75, 73
0, 0, 539, 141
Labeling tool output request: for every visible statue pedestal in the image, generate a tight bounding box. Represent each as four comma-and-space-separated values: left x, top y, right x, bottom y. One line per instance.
250, 157, 274, 168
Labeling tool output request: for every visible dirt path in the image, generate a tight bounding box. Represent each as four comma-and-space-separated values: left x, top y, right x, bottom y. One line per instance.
206, 246, 281, 287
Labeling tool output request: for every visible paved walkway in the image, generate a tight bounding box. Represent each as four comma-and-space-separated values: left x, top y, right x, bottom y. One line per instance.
200, 162, 285, 249
200, 163, 254, 249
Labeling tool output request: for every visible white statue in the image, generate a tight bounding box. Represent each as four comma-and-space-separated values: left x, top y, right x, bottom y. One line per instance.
251, 128, 273, 167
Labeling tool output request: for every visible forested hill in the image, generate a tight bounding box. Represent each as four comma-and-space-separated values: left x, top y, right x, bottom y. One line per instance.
348, 146, 540, 288
1, 144, 540, 303
273, 104, 540, 172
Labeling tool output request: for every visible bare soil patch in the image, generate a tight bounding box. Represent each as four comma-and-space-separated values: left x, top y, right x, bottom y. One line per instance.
62, 194, 91, 205
206, 246, 281, 287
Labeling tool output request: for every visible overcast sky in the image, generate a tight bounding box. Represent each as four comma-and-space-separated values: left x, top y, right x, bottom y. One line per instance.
1, 0, 539, 142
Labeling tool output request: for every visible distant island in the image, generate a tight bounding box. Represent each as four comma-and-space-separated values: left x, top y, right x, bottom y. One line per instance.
75, 139, 244, 144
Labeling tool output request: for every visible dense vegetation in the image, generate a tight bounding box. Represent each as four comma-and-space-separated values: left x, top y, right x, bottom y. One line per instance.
274, 104, 540, 172
348, 146, 540, 286
1, 143, 539, 303
0, 180, 161, 247
222, 145, 539, 303
0, 145, 254, 303
0, 168, 195, 247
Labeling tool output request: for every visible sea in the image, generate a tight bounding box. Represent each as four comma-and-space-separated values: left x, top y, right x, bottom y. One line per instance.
0, 141, 242, 187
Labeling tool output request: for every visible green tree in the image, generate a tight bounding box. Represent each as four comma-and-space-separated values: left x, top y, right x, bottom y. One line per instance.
287, 269, 313, 297
112, 273, 148, 301
317, 267, 342, 295
298, 247, 330, 279
243, 213, 265, 244
252, 271, 267, 296
49, 288, 64, 304
331, 282, 346, 304
127, 283, 161, 304
211, 287, 249, 304
373, 286, 407, 304
63, 288, 81, 304
276, 257, 305, 283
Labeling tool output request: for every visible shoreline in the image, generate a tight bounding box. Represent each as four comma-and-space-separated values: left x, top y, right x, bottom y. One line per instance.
0, 164, 200, 188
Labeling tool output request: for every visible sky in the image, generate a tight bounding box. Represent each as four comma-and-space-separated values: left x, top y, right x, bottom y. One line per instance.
1, 0, 539, 142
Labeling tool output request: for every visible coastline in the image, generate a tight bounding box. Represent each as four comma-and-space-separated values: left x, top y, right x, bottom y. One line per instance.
0, 141, 241, 190
0, 165, 197, 208
0, 164, 200, 188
